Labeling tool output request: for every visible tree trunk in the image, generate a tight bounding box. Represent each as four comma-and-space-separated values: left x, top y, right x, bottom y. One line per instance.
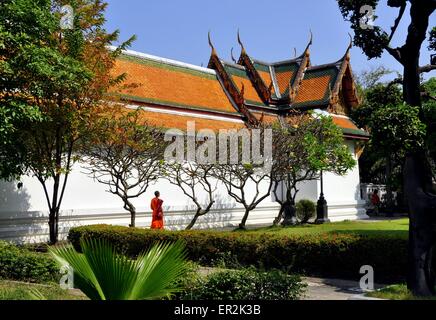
186, 209, 202, 230
404, 153, 436, 296
400, 2, 436, 296
48, 208, 59, 245
130, 211, 136, 228
273, 205, 285, 225
282, 201, 298, 226
124, 200, 137, 228
239, 208, 250, 230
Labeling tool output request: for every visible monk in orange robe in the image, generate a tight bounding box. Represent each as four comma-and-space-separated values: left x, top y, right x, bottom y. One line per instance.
150, 191, 164, 229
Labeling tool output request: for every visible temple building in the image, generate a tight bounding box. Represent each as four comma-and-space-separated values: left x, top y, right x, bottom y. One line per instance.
0, 34, 369, 242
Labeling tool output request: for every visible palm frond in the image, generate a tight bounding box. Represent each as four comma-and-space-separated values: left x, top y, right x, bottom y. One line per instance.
131, 240, 189, 300
49, 238, 189, 300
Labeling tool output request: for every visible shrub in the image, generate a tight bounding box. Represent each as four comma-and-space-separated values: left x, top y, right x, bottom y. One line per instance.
0, 241, 59, 283
296, 199, 316, 223
179, 268, 306, 300
68, 225, 409, 283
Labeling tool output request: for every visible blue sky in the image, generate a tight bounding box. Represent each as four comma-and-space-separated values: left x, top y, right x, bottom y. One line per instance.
104, 0, 435, 81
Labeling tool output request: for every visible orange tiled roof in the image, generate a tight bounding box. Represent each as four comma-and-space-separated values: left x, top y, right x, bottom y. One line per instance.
272, 62, 300, 97
294, 75, 331, 103
332, 115, 357, 130
136, 109, 246, 132
257, 70, 275, 95
293, 67, 338, 107
331, 115, 369, 138
113, 54, 238, 114
275, 70, 294, 95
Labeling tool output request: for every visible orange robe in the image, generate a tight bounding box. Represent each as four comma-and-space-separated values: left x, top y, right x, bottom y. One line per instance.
150, 197, 164, 229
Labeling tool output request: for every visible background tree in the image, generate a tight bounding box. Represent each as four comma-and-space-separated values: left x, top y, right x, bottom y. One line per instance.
355, 65, 396, 93
352, 81, 405, 211
0, 0, 135, 243
0, 0, 51, 180
421, 77, 436, 178
271, 113, 356, 225
163, 161, 217, 230
83, 108, 165, 228
337, 0, 436, 295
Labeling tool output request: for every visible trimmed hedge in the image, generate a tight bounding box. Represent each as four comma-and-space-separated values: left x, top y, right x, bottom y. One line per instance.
0, 241, 59, 283
179, 268, 306, 300
68, 225, 408, 283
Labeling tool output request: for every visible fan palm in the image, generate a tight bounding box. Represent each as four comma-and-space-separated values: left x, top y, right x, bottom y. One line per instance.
49, 238, 189, 300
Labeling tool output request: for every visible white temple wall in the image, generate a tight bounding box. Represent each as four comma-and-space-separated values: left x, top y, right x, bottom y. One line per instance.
0, 140, 367, 243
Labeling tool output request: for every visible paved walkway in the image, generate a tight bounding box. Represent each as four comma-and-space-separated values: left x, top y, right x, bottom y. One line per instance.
301, 277, 383, 300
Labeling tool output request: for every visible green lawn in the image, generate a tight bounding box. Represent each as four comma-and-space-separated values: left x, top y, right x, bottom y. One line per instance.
366, 284, 436, 300
243, 218, 409, 239
0, 280, 87, 300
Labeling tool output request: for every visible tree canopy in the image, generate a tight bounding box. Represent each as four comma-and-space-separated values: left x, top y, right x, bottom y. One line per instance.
0, 0, 135, 243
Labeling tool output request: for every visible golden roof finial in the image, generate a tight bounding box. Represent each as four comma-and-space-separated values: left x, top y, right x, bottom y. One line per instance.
231, 47, 237, 64
347, 33, 353, 51
345, 33, 353, 60
304, 29, 313, 55
208, 31, 218, 56
237, 29, 247, 56
308, 29, 313, 47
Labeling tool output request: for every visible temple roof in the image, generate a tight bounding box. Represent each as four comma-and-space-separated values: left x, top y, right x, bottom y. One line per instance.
251, 58, 301, 100
110, 38, 368, 140
113, 51, 239, 115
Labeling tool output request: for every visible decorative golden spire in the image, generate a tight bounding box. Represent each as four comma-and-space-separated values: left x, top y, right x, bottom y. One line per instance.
345, 33, 353, 60
308, 29, 313, 47
237, 29, 247, 56
303, 30, 313, 56
208, 31, 218, 57
231, 47, 237, 64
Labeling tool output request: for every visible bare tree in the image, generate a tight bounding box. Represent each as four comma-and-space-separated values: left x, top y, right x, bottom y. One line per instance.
82, 108, 165, 227
211, 126, 273, 229
213, 162, 272, 230
163, 161, 217, 230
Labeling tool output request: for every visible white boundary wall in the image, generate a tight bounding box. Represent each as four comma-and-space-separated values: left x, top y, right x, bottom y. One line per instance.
0, 140, 368, 243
